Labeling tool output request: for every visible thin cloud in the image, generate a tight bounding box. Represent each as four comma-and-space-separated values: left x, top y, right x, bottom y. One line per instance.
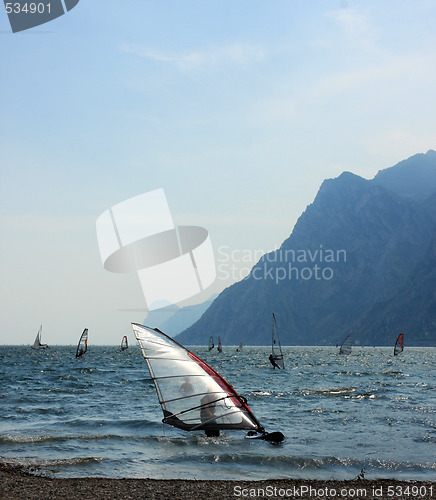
121, 42, 267, 71
328, 8, 372, 37
252, 49, 436, 126
310, 51, 435, 99
325, 7, 378, 53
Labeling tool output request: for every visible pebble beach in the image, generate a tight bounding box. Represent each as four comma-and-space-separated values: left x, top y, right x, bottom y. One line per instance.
1, 463, 435, 500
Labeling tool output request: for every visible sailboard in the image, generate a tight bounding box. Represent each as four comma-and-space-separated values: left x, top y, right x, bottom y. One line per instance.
31, 325, 48, 350
208, 336, 214, 351
393, 333, 404, 356
217, 336, 222, 353
75, 328, 88, 358
236, 342, 243, 352
121, 335, 128, 351
270, 313, 284, 369
339, 334, 353, 355
131, 323, 284, 442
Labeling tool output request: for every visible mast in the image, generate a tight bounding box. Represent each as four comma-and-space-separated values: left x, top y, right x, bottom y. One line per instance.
33, 326, 42, 348
394, 333, 404, 356
31, 325, 48, 349
208, 336, 214, 351
76, 328, 88, 358
339, 334, 353, 355
271, 313, 284, 369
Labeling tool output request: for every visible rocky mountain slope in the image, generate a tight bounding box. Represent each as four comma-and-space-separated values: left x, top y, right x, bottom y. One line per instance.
177, 150, 436, 346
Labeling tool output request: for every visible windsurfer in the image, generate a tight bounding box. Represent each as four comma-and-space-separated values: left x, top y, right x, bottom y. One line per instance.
269, 353, 280, 369
180, 377, 194, 396
200, 391, 220, 437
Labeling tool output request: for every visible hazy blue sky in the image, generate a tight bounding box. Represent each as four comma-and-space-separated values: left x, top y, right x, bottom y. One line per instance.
1, 1, 435, 345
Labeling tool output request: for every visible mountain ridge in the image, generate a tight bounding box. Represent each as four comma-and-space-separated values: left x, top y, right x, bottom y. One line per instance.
176, 150, 436, 346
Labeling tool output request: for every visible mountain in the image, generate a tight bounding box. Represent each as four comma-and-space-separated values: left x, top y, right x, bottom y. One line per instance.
352, 199, 436, 346
145, 295, 217, 337
158, 295, 218, 336
177, 150, 436, 346
373, 150, 436, 200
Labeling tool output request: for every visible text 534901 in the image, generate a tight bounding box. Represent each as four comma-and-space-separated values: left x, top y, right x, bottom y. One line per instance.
5, 3, 51, 14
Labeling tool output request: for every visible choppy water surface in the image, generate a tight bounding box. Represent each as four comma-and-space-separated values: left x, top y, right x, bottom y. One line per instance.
0, 345, 435, 480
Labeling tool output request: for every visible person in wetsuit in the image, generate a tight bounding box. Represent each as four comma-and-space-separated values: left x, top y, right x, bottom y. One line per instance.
200, 391, 220, 437
269, 353, 280, 369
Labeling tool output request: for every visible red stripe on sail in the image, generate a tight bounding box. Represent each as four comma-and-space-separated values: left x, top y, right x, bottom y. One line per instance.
187, 351, 250, 411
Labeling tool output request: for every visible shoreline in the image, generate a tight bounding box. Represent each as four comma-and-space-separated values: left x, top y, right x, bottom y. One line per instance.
1, 463, 435, 500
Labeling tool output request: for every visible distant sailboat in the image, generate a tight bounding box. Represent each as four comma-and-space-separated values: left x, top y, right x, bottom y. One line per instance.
121, 335, 128, 351
131, 323, 284, 442
236, 342, 243, 352
31, 325, 48, 350
75, 328, 88, 358
393, 333, 404, 356
208, 336, 214, 351
339, 334, 353, 355
270, 313, 284, 369
217, 336, 222, 353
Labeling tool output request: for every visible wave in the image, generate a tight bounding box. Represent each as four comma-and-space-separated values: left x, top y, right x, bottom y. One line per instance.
1, 456, 103, 470
347, 393, 380, 399
0, 418, 163, 444
0, 431, 173, 446
302, 387, 356, 397
54, 417, 158, 428
0, 433, 120, 444
166, 452, 436, 476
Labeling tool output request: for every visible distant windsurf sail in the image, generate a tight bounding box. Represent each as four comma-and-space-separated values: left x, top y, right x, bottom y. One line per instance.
31, 325, 48, 350
75, 328, 88, 358
121, 335, 128, 351
271, 313, 284, 369
236, 342, 243, 352
208, 336, 214, 351
217, 336, 222, 353
131, 323, 265, 435
339, 334, 353, 355
394, 333, 404, 356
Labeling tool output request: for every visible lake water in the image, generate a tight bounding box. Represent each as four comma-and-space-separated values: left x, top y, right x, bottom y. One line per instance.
0, 344, 435, 481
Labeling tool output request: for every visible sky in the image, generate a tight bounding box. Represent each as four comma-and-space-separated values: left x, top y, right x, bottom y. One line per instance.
1, 0, 435, 345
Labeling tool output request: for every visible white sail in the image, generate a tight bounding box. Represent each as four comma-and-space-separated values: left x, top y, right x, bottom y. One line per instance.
132, 323, 264, 434
31, 325, 48, 350
271, 313, 284, 369
76, 328, 88, 358
32, 326, 41, 348
208, 336, 214, 351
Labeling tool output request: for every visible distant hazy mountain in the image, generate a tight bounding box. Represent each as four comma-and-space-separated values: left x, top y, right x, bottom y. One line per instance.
177, 150, 436, 346
146, 295, 217, 337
